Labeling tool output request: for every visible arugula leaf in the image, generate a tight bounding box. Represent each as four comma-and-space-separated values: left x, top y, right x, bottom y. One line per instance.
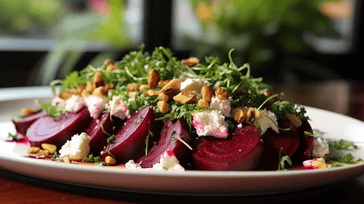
328, 153, 363, 167
270, 101, 308, 120
36, 99, 66, 119
326, 139, 357, 152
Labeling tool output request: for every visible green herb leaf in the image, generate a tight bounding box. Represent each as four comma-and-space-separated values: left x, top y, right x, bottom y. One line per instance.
170, 130, 192, 150
277, 147, 292, 171
5, 133, 21, 141
36, 99, 66, 119
327, 139, 357, 152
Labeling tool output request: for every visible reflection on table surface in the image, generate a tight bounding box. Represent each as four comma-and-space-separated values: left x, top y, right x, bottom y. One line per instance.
1, 169, 364, 204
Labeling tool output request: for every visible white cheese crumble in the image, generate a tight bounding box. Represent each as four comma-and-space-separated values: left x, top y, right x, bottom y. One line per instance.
255, 109, 279, 135
84, 95, 108, 119
125, 160, 142, 170
125, 149, 185, 171
52, 97, 65, 106
105, 95, 130, 120
64, 95, 85, 113
312, 137, 330, 158
209, 96, 232, 117
59, 132, 91, 160
192, 110, 229, 138
180, 77, 209, 94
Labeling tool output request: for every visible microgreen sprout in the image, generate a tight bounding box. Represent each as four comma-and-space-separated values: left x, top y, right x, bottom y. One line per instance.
277, 147, 292, 171
170, 130, 192, 150
144, 121, 153, 156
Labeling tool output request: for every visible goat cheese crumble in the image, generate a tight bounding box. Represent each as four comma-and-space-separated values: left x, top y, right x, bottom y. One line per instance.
84, 95, 108, 119
180, 77, 209, 94
312, 137, 330, 158
59, 132, 91, 160
209, 96, 232, 117
125, 149, 185, 171
64, 95, 85, 113
192, 109, 229, 138
106, 95, 130, 120
52, 97, 65, 106
255, 109, 279, 135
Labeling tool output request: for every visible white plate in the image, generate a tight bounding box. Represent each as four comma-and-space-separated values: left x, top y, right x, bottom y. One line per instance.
1, 96, 364, 196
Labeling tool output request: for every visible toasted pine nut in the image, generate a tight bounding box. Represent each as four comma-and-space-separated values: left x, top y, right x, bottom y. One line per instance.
63, 156, 71, 163
105, 156, 116, 165
41, 143, 57, 154
37, 149, 50, 157
27, 147, 40, 154
285, 113, 302, 128
157, 101, 170, 113
198, 99, 209, 109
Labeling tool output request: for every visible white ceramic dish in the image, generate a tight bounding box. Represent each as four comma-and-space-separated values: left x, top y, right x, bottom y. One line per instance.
1, 96, 364, 196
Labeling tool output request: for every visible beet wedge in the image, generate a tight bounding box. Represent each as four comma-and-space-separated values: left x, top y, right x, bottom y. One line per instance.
192, 124, 264, 171
12, 111, 47, 135
86, 112, 123, 155
100, 106, 157, 162
136, 119, 194, 168
26, 108, 92, 149
293, 120, 314, 160
259, 119, 300, 170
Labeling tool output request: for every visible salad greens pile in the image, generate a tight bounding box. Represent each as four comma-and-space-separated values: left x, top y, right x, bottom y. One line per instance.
49, 45, 308, 130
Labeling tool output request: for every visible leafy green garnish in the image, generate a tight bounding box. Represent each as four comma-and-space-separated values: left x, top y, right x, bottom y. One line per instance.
170, 130, 193, 150
144, 121, 154, 156
107, 134, 116, 144
36, 99, 66, 119
5, 133, 21, 141
328, 153, 363, 167
51, 152, 62, 162
134, 115, 143, 125
270, 101, 308, 120
277, 147, 292, 171
82, 153, 102, 163
326, 139, 357, 152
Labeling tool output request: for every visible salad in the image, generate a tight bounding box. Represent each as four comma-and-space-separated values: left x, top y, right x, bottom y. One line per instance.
9, 45, 363, 171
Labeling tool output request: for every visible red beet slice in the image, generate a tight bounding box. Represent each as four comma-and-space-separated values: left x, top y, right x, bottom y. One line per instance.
293, 120, 314, 160
26, 108, 92, 149
136, 119, 194, 168
192, 124, 264, 171
86, 112, 123, 155
100, 106, 157, 162
259, 119, 300, 170
12, 111, 47, 135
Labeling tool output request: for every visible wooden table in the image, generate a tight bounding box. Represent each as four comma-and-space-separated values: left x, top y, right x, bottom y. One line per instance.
1, 168, 364, 204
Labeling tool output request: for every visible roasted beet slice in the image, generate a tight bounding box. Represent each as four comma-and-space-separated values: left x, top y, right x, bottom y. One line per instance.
100, 106, 157, 162
192, 124, 264, 171
26, 108, 92, 149
12, 111, 47, 135
86, 112, 123, 155
136, 119, 194, 168
259, 119, 300, 170
293, 120, 314, 160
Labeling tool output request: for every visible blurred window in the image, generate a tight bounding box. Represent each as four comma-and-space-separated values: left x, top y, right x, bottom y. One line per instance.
0, 0, 143, 51
172, 0, 359, 55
